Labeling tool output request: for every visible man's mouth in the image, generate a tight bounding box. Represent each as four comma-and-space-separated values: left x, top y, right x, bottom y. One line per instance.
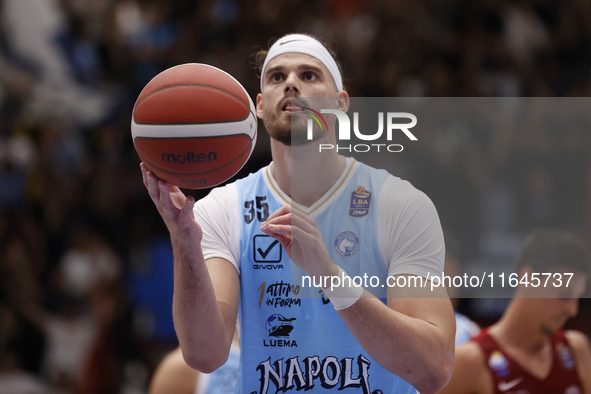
282, 98, 303, 113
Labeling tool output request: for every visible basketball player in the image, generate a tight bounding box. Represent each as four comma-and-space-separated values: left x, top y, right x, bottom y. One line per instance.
141, 33, 455, 394
439, 229, 591, 394
149, 337, 239, 394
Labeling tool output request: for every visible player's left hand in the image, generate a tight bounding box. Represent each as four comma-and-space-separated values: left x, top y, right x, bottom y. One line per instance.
261, 205, 338, 279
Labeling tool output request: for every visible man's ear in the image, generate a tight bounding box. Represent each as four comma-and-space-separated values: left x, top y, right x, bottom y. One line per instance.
337, 90, 349, 112
256, 93, 264, 119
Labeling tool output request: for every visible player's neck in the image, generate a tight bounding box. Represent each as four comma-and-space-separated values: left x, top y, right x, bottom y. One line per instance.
270, 138, 346, 207
491, 300, 550, 354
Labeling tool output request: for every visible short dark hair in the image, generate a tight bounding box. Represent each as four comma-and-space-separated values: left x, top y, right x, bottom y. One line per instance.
250, 33, 348, 91
516, 229, 591, 274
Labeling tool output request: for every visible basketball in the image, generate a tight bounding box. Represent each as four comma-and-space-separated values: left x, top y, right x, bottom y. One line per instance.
131, 63, 257, 189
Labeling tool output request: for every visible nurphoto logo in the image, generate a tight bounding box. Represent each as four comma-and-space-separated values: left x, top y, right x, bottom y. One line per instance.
306, 109, 418, 153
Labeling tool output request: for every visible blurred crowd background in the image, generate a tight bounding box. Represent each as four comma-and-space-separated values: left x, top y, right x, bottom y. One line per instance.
0, 0, 590, 392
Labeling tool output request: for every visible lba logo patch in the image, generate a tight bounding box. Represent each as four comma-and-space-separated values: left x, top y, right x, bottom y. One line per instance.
349, 186, 371, 217
334, 231, 360, 257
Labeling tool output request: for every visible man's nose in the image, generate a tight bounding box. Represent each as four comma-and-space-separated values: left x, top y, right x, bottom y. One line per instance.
564, 298, 579, 317
284, 72, 300, 94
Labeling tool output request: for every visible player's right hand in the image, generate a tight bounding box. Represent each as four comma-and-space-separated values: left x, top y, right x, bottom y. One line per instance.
261, 205, 338, 280
140, 163, 202, 242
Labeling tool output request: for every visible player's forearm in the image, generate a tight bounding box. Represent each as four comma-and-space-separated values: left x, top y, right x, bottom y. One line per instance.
171, 240, 229, 373
338, 296, 454, 394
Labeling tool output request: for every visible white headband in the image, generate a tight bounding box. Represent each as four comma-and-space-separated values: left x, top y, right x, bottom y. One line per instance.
260, 34, 343, 92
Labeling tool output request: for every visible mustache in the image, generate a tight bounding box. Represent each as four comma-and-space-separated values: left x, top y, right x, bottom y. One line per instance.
278, 97, 312, 110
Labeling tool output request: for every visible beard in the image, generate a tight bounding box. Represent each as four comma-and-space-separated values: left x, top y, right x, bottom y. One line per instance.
539, 323, 554, 336
540, 316, 567, 336
263, 107, 326, 147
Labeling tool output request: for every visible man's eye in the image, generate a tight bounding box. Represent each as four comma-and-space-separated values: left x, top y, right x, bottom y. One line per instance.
304, 72, 316, 81
271, 74, 283, 82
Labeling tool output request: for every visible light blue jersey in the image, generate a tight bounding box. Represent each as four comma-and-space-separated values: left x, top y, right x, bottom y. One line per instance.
454, 312, 480, 346
235, 159, 416, 394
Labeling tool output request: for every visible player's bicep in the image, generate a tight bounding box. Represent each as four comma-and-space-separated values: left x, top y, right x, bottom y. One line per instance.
380, 179, 445, 280
206, 257, 240, 348
387, 278, 455, 348
438, 342, 493, 394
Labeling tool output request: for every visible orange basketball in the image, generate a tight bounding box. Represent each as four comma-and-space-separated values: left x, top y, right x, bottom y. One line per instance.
131, 63, 257, 189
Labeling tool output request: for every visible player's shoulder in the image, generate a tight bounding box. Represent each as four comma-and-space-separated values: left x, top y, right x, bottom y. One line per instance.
373, 170, 436, 212
149, 347, 199, 394
457, 339, 487, 364
338, 158, 430, 205
440, 340, 492, 394
234, 164, 269, 183
565, 330, 591, 392
453, 339, 492, 383
565, 330, 591, 353
162, 347, 192, 369
194, 183, 232, 211
355, 161, 431, 203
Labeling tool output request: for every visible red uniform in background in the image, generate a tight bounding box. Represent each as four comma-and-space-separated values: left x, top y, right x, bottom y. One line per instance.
474, 329, 583, 394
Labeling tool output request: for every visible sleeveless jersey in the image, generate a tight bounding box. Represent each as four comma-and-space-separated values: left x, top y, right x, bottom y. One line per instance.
473, 329, 583, 394
235, 161, 416, 394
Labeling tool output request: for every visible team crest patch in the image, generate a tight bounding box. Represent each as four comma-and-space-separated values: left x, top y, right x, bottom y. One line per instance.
565, 385, 581, 394
489, 351, 509, 373
334, 231, 360, 257
556, 342, 575, 370
349, 186, 371, 218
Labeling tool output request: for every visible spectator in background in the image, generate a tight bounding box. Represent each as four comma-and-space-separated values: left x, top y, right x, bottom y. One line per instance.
0, 228, 51, 393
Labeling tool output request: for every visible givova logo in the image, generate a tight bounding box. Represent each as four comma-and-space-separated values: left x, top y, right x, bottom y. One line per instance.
305, 108, 417, 153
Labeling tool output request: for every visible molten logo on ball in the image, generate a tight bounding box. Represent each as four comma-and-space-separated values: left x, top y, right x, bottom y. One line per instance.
161, 151, 217, 164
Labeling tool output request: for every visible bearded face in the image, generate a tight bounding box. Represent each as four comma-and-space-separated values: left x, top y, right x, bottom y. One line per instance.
257, 53, 346, 146
262, 101, 328, 146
